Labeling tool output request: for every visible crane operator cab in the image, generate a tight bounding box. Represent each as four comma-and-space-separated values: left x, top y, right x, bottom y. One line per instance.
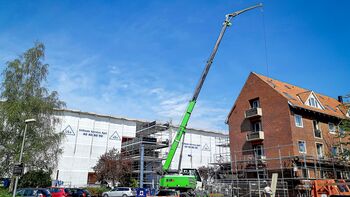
181, 168, 203, 190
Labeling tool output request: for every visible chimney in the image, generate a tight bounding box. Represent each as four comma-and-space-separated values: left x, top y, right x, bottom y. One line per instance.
338, 96, 343, 103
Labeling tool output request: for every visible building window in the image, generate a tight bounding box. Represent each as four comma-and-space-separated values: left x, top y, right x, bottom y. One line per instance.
252, 121, 262, 132
295, 114, 303, 128
306, 93, 323, 109
328, 123, 336, 134
339, 126, 345, 137
331, 146, 338, 156
308, 97, 317, 108
250, 99, 260, 109
313, 120, 322, 138
302, 168, 309, 178
316, 143, 324, 159
298, 141, 306, 154
253, 145, 265, 158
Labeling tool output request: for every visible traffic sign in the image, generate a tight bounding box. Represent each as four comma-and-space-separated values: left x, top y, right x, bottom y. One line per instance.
13, 163, 24, 176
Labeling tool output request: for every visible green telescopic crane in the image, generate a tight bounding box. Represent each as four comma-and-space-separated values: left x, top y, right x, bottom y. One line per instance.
162, 3, 263, 173
159, 4, 263, 195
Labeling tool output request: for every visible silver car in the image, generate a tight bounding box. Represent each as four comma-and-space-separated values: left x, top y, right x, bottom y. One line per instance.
102, 187, 136, 197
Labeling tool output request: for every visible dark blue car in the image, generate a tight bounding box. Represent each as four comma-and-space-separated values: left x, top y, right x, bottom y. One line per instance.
16, 188, 52, 197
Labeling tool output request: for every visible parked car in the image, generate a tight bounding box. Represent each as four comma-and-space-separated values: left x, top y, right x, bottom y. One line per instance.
102, 187, 136, 197
48, 187, 72, 197
156, 189, 179, 197
67, 188, 91, 197
16, 188, 52, 197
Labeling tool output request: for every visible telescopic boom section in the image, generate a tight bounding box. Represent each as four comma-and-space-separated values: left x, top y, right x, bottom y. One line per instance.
162, 3, 263, 172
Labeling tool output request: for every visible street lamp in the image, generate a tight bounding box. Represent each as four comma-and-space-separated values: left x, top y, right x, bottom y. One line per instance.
12, 118, 36, 197
188, 154, 193, 168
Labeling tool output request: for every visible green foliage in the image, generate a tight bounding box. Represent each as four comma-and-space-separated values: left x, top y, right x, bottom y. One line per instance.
336, 118, 350, 160
83, 187, 109, 197
93, 148, 132, 187
0, 42, 65, 177
340, 119, 350, 132
18, 170, 51, 188
0, 187, 11, 197
130, 178, 138, 188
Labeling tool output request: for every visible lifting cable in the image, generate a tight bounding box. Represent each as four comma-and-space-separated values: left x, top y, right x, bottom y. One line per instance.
260, 6, 270, 77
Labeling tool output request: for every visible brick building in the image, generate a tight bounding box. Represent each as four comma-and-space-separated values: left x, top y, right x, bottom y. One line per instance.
227, 72, 349, 184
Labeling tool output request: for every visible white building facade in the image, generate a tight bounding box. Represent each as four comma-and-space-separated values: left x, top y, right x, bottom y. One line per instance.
54, 109, 229, 187
161, 128, 229, 171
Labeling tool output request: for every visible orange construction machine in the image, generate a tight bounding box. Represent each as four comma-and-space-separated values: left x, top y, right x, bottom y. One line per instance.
312, 179, 350, 197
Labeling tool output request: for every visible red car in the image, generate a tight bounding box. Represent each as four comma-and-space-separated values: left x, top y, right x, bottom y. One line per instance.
49, 188, 72, 197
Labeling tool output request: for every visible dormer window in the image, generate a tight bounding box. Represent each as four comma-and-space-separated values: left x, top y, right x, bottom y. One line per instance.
305, 92, 324, 110
308, 97, 317, 107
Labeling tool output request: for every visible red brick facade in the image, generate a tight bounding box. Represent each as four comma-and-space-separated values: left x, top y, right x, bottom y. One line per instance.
227, 72, 349, 180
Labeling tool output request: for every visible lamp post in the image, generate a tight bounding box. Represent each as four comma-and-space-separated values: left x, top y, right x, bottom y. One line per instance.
188, 154, 193, 168
12, 118, 36, 197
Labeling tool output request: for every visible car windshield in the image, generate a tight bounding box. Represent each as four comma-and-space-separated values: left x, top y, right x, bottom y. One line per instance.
158, 190, 177, 195
49, 188, 61, 193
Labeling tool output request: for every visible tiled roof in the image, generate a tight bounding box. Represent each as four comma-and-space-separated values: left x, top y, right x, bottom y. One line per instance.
297, 91, 311, 103
253, 72, 348, 119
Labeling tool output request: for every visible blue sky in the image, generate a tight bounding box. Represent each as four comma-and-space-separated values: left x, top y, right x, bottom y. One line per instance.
0, 1, 349, 131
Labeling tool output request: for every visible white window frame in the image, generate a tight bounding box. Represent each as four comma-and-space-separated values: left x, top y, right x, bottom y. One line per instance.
253, 145, 265, 157
328, 122, 336, 134
295, 114, 303, 128
313, 120, 322, 139
251, 99, 260, 109
302, 168, 310, 178
252, 121, 262, 132
309, 97, 316, 107
305, 92, 324, 110
298, 140, 307, 154
316, 143, 324, 159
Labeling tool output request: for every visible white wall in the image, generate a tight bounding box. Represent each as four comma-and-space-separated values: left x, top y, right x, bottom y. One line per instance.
53, 110, 229, 187
54, 111, 136, 187
160, 129, 229, 170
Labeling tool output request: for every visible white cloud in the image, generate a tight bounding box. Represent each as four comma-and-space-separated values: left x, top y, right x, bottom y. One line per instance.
0, 33, 229, 132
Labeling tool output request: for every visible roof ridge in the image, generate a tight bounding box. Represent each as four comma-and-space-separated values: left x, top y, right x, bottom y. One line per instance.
251, 72, 347, 119
252, 72, 336, 100
252, 72, 310, 91
296, 90, 312, 96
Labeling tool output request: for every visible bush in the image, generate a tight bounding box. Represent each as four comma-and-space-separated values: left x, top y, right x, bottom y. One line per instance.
0, 187, 11, 197
84, 187, 109, 197
18, 170, 51, 188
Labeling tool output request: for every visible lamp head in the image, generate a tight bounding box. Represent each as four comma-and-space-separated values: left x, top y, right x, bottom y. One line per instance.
25, 119, 36, 123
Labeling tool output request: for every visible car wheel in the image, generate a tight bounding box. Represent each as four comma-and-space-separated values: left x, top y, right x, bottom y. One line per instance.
103, 194, 109, 197
122, 194, 128, 197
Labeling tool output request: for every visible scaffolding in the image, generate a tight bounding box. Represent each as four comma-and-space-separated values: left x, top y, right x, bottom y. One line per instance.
208, 142, 350, 197
121, 121, 169, 188
121, 120, 231, 190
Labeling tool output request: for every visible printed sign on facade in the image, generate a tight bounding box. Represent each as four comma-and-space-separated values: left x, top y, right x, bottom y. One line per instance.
183, 143, 201, 149
79, 129, 107, 138
202, 144, 210, 151
62, 125, 75, 136
109, 131, 121, 140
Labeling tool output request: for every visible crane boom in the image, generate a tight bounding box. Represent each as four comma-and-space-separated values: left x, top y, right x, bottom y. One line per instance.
162, 3, 263, 172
